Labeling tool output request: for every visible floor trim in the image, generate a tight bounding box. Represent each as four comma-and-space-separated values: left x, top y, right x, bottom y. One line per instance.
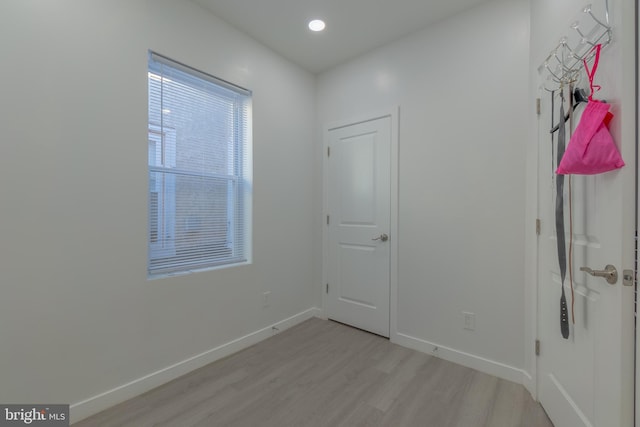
70, 308, 321, 424
393, 332, 527, 385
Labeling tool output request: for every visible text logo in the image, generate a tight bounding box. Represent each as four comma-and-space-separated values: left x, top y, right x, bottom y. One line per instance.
0, 405, 68, 426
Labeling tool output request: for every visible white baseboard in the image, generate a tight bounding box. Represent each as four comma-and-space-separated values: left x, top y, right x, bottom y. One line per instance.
392, 332, 528, 386
70, 307, 321, 424
522, 370, 536, 400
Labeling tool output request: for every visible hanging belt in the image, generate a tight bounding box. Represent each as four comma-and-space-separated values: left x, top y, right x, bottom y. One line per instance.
555, 93, 570, 339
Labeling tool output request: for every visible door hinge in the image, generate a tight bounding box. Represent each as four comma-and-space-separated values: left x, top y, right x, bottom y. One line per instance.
536, 98, 541, 115
622, 269, 635, 287
326, 283, 329, 294
535, 219, 541, 235
326, 215, 330, 225
327, 146, 331, 157
535, 339, 540, 356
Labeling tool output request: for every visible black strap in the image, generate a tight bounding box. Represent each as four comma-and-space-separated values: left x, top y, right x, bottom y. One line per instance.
556, 98, 570, 339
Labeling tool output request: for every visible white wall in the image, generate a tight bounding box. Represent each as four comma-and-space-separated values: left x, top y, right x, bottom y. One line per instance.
317, 0, 530, 378
9, 0, 632, 421
0, 0, 316, 421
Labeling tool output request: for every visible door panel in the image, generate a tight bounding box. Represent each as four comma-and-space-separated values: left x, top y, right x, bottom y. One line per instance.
340, 136, 376, 225
338, 244, 378, 308
532, 1, 636, 424
536, 87, 627, 426
327, 116, 391, 337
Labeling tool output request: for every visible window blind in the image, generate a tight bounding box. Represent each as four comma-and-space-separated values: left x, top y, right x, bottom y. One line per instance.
148, 52, 252, 276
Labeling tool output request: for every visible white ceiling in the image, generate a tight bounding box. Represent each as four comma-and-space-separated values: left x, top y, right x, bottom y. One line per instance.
193, 0, 493, 73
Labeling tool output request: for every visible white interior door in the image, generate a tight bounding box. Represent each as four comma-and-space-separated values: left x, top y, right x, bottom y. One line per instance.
326, 115, 391, 337
536, 86, 633, 426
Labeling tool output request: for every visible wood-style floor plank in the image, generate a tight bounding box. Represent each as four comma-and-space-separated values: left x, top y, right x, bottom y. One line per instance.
73, 318, 553, 427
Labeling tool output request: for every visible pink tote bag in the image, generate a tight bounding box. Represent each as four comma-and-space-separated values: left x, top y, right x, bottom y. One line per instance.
556, 44, 624, 175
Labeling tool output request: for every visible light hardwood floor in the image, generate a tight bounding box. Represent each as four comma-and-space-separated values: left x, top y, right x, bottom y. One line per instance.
74, 318, 553, 427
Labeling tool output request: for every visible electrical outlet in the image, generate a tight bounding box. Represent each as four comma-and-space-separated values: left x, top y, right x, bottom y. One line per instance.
463, 312, 475, 331
262, 291, 271, 307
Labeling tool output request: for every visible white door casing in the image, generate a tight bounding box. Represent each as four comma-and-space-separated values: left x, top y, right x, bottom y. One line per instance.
636, 3, 640, 424
324, 112, 397, 338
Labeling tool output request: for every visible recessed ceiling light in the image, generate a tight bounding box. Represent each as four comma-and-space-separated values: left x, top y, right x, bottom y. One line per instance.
308, 19, 326, 32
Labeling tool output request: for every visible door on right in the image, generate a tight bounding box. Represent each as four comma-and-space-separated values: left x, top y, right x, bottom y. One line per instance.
325, 115, 392, 338
532, 0, 636, 425
536, 83, 634, 427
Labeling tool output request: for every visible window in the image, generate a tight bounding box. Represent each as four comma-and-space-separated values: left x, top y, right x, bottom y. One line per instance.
148, 52, 252, 277
148, 125, 176, 259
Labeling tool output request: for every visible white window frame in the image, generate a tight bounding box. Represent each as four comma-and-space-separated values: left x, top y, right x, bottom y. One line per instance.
147, 51, 252, 278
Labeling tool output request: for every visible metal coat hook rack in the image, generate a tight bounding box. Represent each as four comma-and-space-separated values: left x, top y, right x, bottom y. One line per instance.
539, 2, 612, 90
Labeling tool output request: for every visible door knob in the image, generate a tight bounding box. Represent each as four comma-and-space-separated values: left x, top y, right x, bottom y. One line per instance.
372, 233, 389, 242
580, 264, 618, 285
